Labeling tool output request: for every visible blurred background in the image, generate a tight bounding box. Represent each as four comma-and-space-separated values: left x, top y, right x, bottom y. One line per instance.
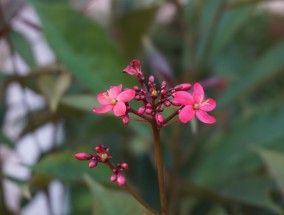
1, 0, 284, 214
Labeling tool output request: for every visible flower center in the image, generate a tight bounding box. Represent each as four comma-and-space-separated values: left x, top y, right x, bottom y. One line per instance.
110, 99, 117, 105
193, 103, 199, 110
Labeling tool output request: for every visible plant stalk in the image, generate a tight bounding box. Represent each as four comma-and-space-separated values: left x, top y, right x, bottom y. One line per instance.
151, 123, 167, 215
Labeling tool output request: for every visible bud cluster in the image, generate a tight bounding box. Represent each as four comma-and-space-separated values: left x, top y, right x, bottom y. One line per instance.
123, 60, 193, 127
74, 145, 128, 186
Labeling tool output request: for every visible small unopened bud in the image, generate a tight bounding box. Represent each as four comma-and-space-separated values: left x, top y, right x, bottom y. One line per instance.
148, 75, 155, 83
133, 86, 140, 91
88, 160, 97, 168
138, 106, 146, 115
161, 89, 166, 95
171, 99, 181, 106
161, 81, 167, 89
110, 173, 117, 182
155, 113, 164, 125
145, 108, 152, 115
122, 115, 130, 125
117, 173, 126, 186
164, 100, 171, 107
74, 153, 93, 160
175, 83, 191, 91
135, 95, 140, 100
121, 163, 128, 169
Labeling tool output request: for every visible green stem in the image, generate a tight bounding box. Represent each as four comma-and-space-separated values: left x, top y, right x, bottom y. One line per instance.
151, 123, 167, 215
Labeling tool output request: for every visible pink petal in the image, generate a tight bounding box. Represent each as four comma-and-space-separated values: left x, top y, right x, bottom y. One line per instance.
109, 84, 122, 99
92, 105, 113, 114
193, 83, 204, 103
97, 92, 111, 105
173, 91, 194, 105
179, 105, 195, 123
116, 89, 135, 102
122, 65, 137, 75
200, 98, 216, 111
196, 110, 216, 124
113, 101, 126, 116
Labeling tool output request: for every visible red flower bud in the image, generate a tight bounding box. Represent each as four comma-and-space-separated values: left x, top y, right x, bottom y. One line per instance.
138, 106, 146, 115
121, 163, 128, 170
117, 173, 126, 186
110, 173, 117, 182
122, 115, 130, 125
74, 153, 93, 160
88, 160, 97, 168
175, 83, 191, 91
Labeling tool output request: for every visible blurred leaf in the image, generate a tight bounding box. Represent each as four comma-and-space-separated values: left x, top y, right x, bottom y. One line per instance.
61, 95, 97, 112
211, 176, 280, 213
8, 30, 36, 68
257, 148, 284, 197
219, 42, 284, 107
0, 131, 14, 148
114, 6, 158, 59
29, 1, 128, 92
32, 151, 110, 182
190, 103, 284, 185
210, 5, 254, 58
38, 72, 71, 112
207, 205, 227, 215
84, 174, 152, 215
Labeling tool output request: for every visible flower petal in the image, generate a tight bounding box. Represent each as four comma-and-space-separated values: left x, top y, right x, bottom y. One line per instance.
113, 101, 126, 116
92, 105, 113, 114
178, 105, 195, 123
200, 98, 216, 111
109, 84, 122, 99
196, 110, 216, 124
97, 92, 111, 105
193, 82, 204, 103
117, 89, 135, 102
173, 91, 194, 105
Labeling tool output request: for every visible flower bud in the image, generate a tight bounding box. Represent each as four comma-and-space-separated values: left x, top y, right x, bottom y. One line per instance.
74, 153, 93, 160
121, 163, 128, 170
110, 173, 117, 182
155, 113, 164, 125
88, 160, 97, 168
164, 100, 171, 107
117, 173, 126, 186
148, 75, 155, 84
175, 83, 191, 91
122, 60, 142, 77
122, 115, 130, 125
137, 106, 146, 115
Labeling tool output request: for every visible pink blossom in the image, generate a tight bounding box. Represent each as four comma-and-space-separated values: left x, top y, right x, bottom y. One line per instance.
173, 83, 216, 124
92, 84, 135, 117
122, 60, 142, 77
117, 173, 126, 186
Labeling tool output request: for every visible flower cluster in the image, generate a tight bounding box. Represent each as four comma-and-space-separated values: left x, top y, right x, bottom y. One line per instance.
74, 145, 128, 186
93, 59, 216, 126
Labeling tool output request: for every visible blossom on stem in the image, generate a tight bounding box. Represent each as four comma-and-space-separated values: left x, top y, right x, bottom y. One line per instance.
173, 83, 216, 124
93, 84, 135, 117
122, 59, 143, 77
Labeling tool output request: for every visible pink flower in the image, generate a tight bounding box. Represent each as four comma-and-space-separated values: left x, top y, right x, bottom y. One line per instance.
122, 60, 142, 77
93, 84, 135, 117
173, 83, 216, 124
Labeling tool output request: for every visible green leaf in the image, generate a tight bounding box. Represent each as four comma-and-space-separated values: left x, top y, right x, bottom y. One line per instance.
210, 5, 254, 58
8, 30, 36, 68
84, 174, 152, 215
29, 1, 128, 93
61, 95, 97, 112
0, 131, 14, 148
38, 72, 72, 112
257, 148, 284, 197
114, 6, 158, 60
32, 151, 110, 182
211, 176, 280, 213
219, 42, 284, 107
